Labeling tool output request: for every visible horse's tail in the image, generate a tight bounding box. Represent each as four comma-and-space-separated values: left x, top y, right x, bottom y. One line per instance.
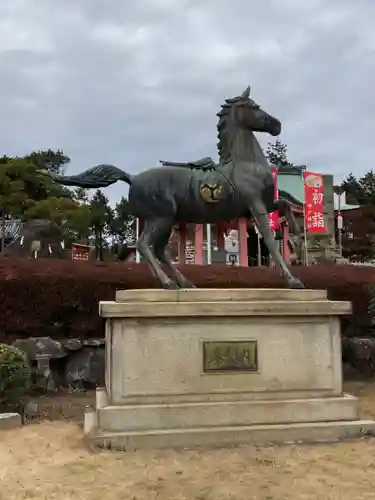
40, 164, 133, 188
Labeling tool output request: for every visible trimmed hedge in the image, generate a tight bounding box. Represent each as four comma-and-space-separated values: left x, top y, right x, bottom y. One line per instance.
0, 258, 374, 342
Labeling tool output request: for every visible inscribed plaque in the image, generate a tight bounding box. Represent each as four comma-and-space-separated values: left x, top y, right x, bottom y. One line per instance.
203, 341, 258, 373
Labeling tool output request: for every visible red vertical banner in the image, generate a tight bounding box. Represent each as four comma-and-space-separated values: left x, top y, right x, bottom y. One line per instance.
303, 172, 326, 233
268, 167, 279, 230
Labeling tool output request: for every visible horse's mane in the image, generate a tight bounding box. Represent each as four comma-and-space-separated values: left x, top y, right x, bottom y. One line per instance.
216, 96, 242, 165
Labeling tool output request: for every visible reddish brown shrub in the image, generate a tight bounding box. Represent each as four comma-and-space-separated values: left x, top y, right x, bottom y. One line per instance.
0, 258, 373, 342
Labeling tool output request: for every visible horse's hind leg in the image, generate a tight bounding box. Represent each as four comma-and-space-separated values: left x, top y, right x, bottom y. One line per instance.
136, 218, 179, 290
249, 198, 304, 289
153, 224, 196, 289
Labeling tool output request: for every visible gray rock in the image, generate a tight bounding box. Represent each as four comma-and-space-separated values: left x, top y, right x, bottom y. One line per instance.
7, 337, 106, 391
61, 339, 83, 352
83, 339, 105, 347
65, 347, 105, 388
24, 401, 40, 419
13, 337, 66, 361
342, 337, 375, 375
0, 413, 22, 429
35, 356, 58, 392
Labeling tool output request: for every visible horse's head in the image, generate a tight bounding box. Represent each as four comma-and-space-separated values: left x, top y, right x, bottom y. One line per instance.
227, 86, 281, 137
217, 85, 282, 164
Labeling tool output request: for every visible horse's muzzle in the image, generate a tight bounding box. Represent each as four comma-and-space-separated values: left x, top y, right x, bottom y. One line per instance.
268, 117, 281, 136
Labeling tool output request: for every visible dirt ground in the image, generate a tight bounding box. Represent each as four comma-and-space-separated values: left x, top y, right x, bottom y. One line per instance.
1, 381, 375, 500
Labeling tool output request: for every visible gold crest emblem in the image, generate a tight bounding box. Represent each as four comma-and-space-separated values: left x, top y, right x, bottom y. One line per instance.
199, 183, 225, 203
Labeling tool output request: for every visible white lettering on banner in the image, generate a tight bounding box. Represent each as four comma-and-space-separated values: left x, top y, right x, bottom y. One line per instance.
308, 212, 325, 228
312, 191, 324, 204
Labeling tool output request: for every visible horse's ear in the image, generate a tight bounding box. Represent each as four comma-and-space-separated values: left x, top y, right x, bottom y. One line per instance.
241, 86, 251, 99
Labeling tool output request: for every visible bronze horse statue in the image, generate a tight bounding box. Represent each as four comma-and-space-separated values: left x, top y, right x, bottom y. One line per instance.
46, 86, 304, 289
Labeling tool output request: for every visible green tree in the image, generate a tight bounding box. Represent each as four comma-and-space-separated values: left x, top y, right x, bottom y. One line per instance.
72, 187, 90, 205
26, 196, 78, 224
266, 139, 294, 169
0, 151, 72, 202
24, 149, 70, 176
110, 197, 134, 245
62, 205, 92, 246
24, 150, 72, 200
58, 187, 92, 245
340, 173, 362, 204
341, 171, 375, 206
338, 172, 375, 261
359, 171, 375, 205
0, 156, 11, 165
0, 156, 80, 255
89, 190, 113, 260
25, 149, 72, 200
0, 158, 47, 255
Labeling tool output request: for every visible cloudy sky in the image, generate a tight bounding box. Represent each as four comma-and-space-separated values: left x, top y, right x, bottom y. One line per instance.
1, 0, 374, 202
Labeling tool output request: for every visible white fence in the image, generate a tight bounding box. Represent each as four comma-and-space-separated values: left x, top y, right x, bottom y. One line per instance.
349, 261, 375, 267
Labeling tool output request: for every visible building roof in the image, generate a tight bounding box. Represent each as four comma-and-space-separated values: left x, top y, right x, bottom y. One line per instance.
278, 167, 360, 211
333, 191, 360, 211
278, 189, 303, 208
337, 203, 360, 211
278, 174, 305, 205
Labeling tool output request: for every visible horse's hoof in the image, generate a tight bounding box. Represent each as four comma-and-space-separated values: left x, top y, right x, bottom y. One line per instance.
180, 281, 196, 289
164, 281, 180, 290
288, 277, 305, 289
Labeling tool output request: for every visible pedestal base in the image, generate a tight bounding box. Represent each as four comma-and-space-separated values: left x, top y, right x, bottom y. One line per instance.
85, 288, 375, 450
89, 419, 375, 451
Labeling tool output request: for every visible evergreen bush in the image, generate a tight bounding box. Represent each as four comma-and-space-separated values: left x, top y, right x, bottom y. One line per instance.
0, 343, 32, 412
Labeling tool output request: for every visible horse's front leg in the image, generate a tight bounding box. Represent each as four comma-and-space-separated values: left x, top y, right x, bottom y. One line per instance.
249, 198, 304, 289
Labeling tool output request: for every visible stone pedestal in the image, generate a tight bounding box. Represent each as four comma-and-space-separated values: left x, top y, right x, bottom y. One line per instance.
85, 288, 375, 450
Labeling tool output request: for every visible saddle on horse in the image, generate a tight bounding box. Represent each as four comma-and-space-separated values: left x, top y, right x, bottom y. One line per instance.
159, 157, 216, 171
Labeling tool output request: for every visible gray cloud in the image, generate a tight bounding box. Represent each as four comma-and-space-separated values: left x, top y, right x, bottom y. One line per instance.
1, 0, 374, 202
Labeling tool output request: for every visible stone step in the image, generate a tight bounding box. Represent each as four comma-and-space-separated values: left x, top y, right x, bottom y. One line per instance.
115, 288, 327, 303
100, 299, 351, 318
97, 396, 358, 432
90, 420, 375, 451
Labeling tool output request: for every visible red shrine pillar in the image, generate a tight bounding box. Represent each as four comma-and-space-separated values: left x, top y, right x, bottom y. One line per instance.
188, 220, 249, 266
195, 224, 204, 265
238, 218, 248, 267
282, 222, 290, 263
178, 222, 187, 264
